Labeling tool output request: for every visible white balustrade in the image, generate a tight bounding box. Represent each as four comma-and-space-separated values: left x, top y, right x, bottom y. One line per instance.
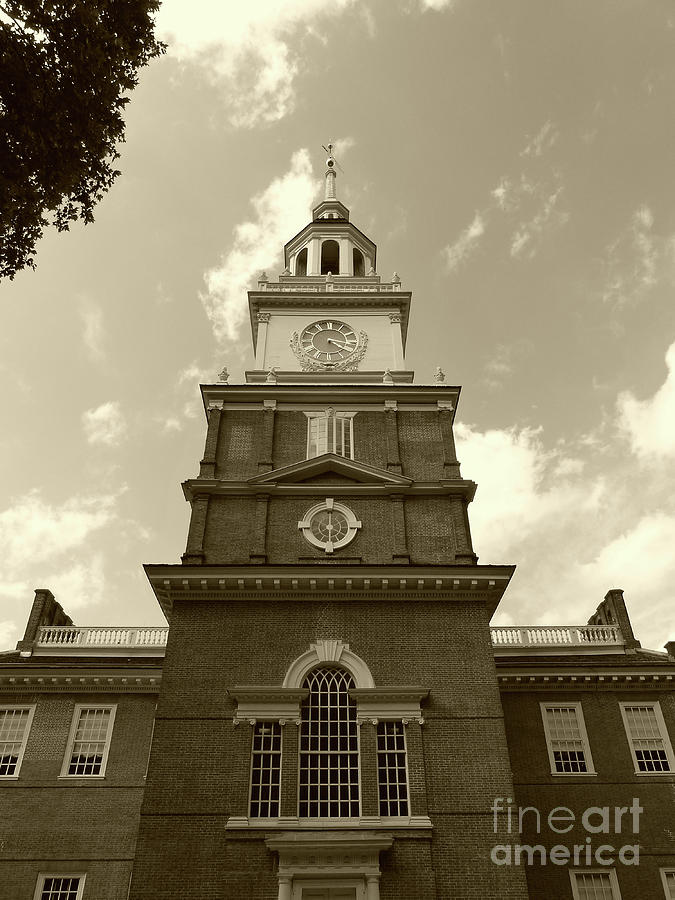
36, 625, 169, 650
490, 624, 622, 649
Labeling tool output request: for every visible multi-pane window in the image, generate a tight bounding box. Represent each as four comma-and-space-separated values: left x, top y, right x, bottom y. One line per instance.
35, 875, 84, 900
376, 721, 409, 816
570, 870, 621, 900
0, 705, 34, 777
541, 704, 595, 775
62, 705, 115, 777
306, 413, 354, 459
620, 703, 674, 773
661, 869, 675, 899
299, 668, 359, 818
249, 722, 281, 817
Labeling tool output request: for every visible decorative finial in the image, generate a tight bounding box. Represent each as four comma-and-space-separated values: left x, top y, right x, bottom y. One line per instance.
392, 272, 401, 284
259, 270, 268, 282
383, 368, 394, 385
367, 266, 375, 277
218, 366, 229, 383
266, 366, 278, 383
434, 367, 445, 383
322, 142, 338, 200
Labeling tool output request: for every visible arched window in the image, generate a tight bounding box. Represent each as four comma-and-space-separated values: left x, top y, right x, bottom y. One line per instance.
320, 240, 340, 275
299, 667, 359, 817
353, 248, 365, 277
295, 247, 307, 276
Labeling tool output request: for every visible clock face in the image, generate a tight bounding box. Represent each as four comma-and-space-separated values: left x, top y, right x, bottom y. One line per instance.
300, 320, 358, 364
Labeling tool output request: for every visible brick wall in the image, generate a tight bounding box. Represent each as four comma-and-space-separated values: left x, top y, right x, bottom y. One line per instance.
129, 595, 528, 899
501, 689, 675, 899
0, 692, 156, 900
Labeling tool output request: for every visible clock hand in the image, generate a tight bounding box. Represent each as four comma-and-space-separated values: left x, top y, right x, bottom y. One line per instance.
326, 338, 349, 348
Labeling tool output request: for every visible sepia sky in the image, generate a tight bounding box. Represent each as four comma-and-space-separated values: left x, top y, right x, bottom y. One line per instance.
2, 0, 675, 652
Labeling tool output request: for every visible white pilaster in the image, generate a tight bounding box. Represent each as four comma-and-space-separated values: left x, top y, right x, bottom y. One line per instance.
366, 875, 381, 900
255, 313, 271, 368
389, 314, 404, 368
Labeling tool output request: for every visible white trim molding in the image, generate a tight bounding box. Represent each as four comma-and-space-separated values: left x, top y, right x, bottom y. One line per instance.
570, 868, 621, 900
660, 867, 675, 899
266, 831, 393, 900
0, 704, 35, 779
540, 702, 596, 776
283, 641, 375, 689
619, 700, 675, 774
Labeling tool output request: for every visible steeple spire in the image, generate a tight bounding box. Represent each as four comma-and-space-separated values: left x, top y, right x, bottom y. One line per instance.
322, 143, 337, 200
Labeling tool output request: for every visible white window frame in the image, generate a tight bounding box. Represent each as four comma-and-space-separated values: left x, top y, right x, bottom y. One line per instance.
540, 702, 596, 776
60, 704, 116, 778
570, 869, 621, 900
0, 704, 35, 779
619, 701, 675, 775
661, 868, 675, 899
376, 720, 410, 817
34, 873, 86, 900
248, 721, 282, 819
305, 411, 355, 460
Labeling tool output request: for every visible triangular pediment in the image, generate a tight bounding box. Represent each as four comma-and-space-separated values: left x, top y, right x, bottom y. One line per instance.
247, 453, 412, 486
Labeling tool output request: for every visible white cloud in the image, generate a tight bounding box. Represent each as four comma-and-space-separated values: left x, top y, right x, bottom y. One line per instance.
202, 148, 319, 341
0, 492, 119, 648
444, 213, 485, 272
47, 555, 107, 612
157, 0, 357, 127
416, 0, 456, 9
0, 620, 18, 650
510, 185, 567, 258
601, 205, 666, 306
455, 423, 602, 559
80, 302, 105, 362
82, 401, 128, 447
521, 120, 558, 158
617, 340, 675, 459
0, 491, 117, 571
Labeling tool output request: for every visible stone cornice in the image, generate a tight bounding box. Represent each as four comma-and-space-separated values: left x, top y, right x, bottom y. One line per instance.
182, 479, 476, 502
0, 669, 161, 693
144, 564, 514, 619
498, 671, 675, 690
200, 383, 460, 420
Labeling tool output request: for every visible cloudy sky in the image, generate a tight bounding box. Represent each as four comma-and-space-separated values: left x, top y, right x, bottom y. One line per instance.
2, 0, 675, 652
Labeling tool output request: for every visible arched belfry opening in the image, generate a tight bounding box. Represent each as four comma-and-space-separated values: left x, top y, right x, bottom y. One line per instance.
295, 247, 307, 276
353, 247, 365, 277
321, 239, 340, 275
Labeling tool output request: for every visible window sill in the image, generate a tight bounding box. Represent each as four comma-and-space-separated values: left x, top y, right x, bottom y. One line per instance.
226, 815, 432, 830
633, 770, 674, 776
57, 774, 107, 780
550, 772, 597, 777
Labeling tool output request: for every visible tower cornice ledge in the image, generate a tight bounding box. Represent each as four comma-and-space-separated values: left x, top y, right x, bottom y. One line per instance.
143, 564, 515, 619
200, 383, 460, 417
181, 479, 477, 501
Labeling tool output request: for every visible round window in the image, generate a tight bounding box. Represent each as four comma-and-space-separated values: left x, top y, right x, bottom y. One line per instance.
298, 499, 362, 554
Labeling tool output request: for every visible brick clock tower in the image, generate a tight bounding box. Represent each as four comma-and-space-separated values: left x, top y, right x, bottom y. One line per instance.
130, 150, 529, 899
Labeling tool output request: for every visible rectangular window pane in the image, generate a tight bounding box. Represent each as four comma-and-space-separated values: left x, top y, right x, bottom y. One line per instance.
572, 872, 617, 900
67, 708, 112, 776
0, 707, 32, 777
376, 721, 409, 816
39, 876, 82, 900
623, 705, 671, 773
249, 722, 281, 817
545, 706, 589, 774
